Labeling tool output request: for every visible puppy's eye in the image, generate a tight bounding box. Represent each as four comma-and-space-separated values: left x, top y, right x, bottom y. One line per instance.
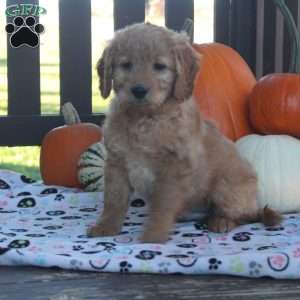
153, 63, 167, 71
120, 62, 132, 70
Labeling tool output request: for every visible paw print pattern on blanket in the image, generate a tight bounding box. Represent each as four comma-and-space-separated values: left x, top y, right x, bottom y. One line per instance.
0, 170, 300, 278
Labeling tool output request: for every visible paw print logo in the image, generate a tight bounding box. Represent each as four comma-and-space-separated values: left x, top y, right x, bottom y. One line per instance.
208, 258, 222, 270
249, 261, 262, 277
5, 16, 44, 48
119, 261, 132, 273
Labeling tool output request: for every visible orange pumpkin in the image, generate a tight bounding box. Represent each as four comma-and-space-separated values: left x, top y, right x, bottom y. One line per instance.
192, 43, 256, 141
249, 74, 300, 135
40, 102, 102, 187
249, 0, 300, 136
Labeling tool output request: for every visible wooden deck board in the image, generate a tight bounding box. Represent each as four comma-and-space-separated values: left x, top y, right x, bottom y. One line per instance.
1, 267, 300, 300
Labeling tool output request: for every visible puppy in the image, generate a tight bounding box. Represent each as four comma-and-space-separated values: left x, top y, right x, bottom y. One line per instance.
88, 23, 282, 243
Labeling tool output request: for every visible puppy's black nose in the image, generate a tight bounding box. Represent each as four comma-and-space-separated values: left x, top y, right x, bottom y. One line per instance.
131, 85, 148, 99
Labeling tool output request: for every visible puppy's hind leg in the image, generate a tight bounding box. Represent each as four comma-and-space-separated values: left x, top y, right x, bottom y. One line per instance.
88, 158, 130, 237
207, 178, 258, 233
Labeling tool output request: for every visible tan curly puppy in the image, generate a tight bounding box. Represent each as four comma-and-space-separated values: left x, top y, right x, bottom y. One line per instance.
88, 23, 282, 243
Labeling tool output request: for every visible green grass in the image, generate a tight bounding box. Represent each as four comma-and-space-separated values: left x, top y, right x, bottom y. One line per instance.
0, 147, 41, 180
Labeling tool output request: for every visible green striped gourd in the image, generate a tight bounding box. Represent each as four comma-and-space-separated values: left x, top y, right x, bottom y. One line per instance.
78, 141, 107, 192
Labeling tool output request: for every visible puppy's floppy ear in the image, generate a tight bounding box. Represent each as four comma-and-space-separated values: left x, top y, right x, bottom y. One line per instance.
172, 39, 201, 101
96, 45, 113, 99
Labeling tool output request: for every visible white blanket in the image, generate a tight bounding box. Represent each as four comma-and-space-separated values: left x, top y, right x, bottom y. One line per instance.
0, 170, 299, 279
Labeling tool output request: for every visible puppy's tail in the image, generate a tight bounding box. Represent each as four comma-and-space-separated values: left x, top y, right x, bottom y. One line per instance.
257, 206, 283, 226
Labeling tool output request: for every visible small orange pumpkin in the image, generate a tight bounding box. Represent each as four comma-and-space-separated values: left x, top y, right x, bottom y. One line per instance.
249, 0, 300, 136
40, 102, 102, 187
193, 43, 256, 141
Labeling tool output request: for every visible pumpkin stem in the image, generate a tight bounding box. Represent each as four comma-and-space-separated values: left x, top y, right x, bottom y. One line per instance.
181, 18, 193, 43
61, 102, 81, 125
273, 0, 300, 73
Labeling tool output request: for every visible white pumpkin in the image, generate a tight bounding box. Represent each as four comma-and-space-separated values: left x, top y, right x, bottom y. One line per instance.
236, 134, 300, 213
78, 141, 107, 192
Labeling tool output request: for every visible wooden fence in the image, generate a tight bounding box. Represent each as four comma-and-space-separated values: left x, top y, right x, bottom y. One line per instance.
0, 0, 299, 146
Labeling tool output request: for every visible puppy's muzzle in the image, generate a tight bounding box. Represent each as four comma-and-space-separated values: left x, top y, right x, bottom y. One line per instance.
130, 84, 148, 101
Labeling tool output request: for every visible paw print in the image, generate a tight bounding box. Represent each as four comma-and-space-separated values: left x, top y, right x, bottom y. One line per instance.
232, 232, 253, 242
70, 259, 83, 269
208, 258, 222, 270
8, 239, 30, 249
73, 245, 84, 251
135, 250, 162, 260
17, 197, 36, 208
54, 194, 64, 201
158, 262, 171, 273
20, 174, 36, 184
6, 16, 44, 48
131, 199, 146, 207
119, 261, 132, 273
249, 261, 262, 277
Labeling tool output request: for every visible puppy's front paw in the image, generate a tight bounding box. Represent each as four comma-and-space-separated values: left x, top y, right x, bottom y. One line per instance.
208, 216, 237, 233
87, 223, 121, 238
140, 230, 169, 244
